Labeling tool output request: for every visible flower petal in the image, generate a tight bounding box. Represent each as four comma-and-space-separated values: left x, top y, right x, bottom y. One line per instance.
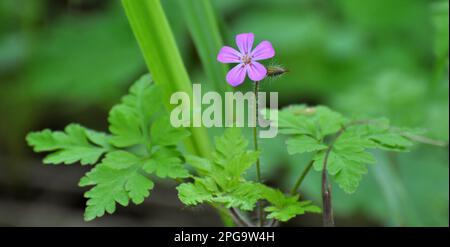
247, 62, 267, 81
226, 63, 247, 87
236, 33, 254, 55
217, 46, 242, 63
251, 41, 275, 61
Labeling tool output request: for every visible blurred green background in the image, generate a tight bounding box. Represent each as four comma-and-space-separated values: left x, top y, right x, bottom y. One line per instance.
0, 0, 448, 226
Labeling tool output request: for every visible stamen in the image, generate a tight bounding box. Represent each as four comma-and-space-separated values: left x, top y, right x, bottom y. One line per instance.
242, 54, 252, 64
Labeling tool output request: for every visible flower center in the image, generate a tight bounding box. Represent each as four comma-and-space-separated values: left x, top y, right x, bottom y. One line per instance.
242, 54, 252, 64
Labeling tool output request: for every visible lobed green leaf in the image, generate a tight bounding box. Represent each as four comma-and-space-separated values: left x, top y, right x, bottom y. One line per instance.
268, 105, 418, 194
26, 124, 110, 165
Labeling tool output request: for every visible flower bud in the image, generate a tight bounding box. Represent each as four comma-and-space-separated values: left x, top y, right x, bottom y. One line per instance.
266, 65, 289, 77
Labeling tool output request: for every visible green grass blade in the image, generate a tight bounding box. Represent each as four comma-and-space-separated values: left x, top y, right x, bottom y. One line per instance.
121, 0, 211, 157
176, 0, 228, 92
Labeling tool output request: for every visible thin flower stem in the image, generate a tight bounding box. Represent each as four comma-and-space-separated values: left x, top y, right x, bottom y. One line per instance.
322, 121, 367, 226
290, 160, 314, 195
321, 127, 347, 227
321, 167, 334, 227
253, 81, 262, 182
253, 81, 264, 227
321, 119, 378, 226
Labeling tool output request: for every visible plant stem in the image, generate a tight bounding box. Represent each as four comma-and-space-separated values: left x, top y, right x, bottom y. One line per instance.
321, 119, 375, 226
176, 0, 228, 93
253, 81, 262, 183
121, 0, 212, 158
175, 0, 234, 125
253, 81, 263, 227
290, 160, 314, 195
321, 166, 334, 227
321, 127, 346, 227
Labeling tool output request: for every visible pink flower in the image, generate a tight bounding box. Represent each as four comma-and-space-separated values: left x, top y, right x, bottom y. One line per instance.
217, 33, 275, 87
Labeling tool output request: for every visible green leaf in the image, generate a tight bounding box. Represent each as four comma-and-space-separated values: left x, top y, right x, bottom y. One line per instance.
311, 126, 378, 194
286, 135, 327, 155
213, 128, 249, 167
81, 132, 189, 220
177, 128, 264, 212
177, 181, 213, 206
265, 201, 321, 222
313, 149, 372, 193
225, 151, 260, 181
270, 106, 316, 136
185, 155, 213, 174
313, 150, 346, 175
179, 126, 322, 216
273, 104, 418, 194
102, 150, 141, 170
334, 160, 368, 194
85, 130, 111, 148
108, 105, 142, 147
79, 146, 192, 220
314, 106, 345, 137
80, 159, 154, 221
143, 147, 189, 179
177, 127, 320, 217
214, 183, 265, 211
27, 73, 194, 221
151, 116, 190, 146
125, 173, 154, 204
334, 132, 376, 152
108, 74, 161, 147
269, 105, 345, 138
339, 149, 376, 164
126, 74, 162, 120
195, 177, 219, 192
26, 124, 110, 165
177, 181, 264, 212
262, 188, 321, 222
370, 133, 413, 151
211, 128, 259, 189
